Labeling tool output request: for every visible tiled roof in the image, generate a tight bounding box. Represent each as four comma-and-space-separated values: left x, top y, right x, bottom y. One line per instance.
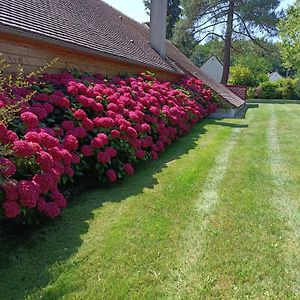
0, 0, 179, 73
0, 0, 245, 108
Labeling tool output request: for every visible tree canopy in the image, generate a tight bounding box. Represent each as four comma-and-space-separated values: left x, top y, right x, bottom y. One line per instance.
279, 0, 300, 72
173, 0, 282, 83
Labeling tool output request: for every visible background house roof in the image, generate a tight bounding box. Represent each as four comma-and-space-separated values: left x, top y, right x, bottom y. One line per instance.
0, 0, 245, 108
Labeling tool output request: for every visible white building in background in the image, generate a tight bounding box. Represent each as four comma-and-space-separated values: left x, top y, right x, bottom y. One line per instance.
200, 55, 224, 83
268, 71, 283, 82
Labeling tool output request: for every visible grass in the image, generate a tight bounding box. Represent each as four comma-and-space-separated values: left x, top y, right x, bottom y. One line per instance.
1, 103, 300, 299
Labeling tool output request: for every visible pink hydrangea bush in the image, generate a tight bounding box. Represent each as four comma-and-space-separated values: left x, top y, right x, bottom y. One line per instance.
0, 71, 217, 220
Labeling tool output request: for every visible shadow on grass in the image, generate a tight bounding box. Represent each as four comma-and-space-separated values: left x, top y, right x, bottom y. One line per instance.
0, 118, 240, 299
213, 121, 249, 128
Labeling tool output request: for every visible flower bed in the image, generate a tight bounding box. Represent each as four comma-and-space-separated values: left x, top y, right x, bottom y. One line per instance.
0, 72, 217, 220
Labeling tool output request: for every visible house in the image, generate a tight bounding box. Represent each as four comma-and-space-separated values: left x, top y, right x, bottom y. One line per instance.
0, 0, 245, 114
268, 71, 283, 82
200, 56, 224, 84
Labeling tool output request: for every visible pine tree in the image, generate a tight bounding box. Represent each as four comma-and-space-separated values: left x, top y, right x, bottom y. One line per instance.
175, 0, 281, 83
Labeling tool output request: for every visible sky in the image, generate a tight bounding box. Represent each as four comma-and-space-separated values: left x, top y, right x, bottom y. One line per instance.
102, 0, 296, 23
102, 0, 149, 23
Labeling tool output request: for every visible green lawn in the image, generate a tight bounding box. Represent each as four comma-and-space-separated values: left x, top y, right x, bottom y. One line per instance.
1, 103, 300, 299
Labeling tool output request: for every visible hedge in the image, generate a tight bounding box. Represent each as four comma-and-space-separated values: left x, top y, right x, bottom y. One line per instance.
0, 71, 217, 220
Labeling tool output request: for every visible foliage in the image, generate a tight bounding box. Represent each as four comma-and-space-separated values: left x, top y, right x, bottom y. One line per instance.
234, 55, 270, 75
171, 19, 197, 57
229, 65, 255, 86
279, 0, 300, 72
255, 81, 280, 99
143, 0, 181, 40
253, 78, 300, 99
190, 38, 224, 67
277, 77, 300, 99
173, 0, 282, 83
0, 69, 217, 221
247, 86, 256, 99
229, 56, 269, 87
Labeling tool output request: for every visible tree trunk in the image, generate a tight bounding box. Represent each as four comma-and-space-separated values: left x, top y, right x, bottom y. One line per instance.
221, 0, 234, 84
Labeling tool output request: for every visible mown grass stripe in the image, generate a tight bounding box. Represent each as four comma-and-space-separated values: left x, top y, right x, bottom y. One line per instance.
267, 104, 300, 294
166, 124, 244, 298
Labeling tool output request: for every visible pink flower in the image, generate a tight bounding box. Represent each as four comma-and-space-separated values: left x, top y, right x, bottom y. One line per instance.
105, 147, 117, 158
0, 158, 16, 177
110, 129, 120, 139
82, 118, 94, 131
151, 151, 158, 160
91, 133, 108, 148
48, 147, 64, 161
97, 151, 110, 164
20, 112, 39, 129
12, 140, 36, 157
3, 201, 20, 218
71, 153, 81, 164
126, 127, 138, 138
62, 120, 75, 130
44, 202, 61, 218
53, 96, 70, 108
1, 180, 18, 201
81, 145, 93, 156
63, 135, 78, 151
106, 169, 117, 182
33, 172, 54, 194
36, 151, 54, 171
136, 149, 145, 159
65, 166, 74, 177
29, 106, 48, 120
74, 109, 87, 120
34, 93, 49, 102
150, 106, 160, 116
141, 123, 151, 133
107, 103, 119, 112
18, 180, 40, 208
123, 163, 134, 176
39, 132, 59, 148
1, 130, 18, 145
67, 84, 78, 96
51, 191, 67, 208
93, 117, 115, 127
43, 103, 54, 114
37, 197, 47, 213
61, 149, 72, 165
24, 132, 41, 143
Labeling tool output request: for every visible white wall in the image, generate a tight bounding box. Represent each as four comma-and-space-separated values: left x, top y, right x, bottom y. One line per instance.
200, 56, 224, 83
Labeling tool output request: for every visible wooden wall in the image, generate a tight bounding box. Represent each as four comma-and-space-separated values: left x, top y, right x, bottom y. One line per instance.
0, 32, 181, 81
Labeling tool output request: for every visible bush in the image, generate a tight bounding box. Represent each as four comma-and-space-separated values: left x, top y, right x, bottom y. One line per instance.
255, 81, 281, 99
229, 65, 255, 86
295, 77, 300, 97
253, 77, 300, 100
247, 87, 256, 99
0, 71, 217, 221
277, 77, 299, 99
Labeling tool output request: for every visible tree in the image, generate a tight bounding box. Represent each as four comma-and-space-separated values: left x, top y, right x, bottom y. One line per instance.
190, 38, 224, 66
174, 0, 281, 83
279, 0, 300, 73
143, 0, 181, 40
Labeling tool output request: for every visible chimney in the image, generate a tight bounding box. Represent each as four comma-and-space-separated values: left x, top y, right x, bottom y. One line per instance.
150, 0, 168, 57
